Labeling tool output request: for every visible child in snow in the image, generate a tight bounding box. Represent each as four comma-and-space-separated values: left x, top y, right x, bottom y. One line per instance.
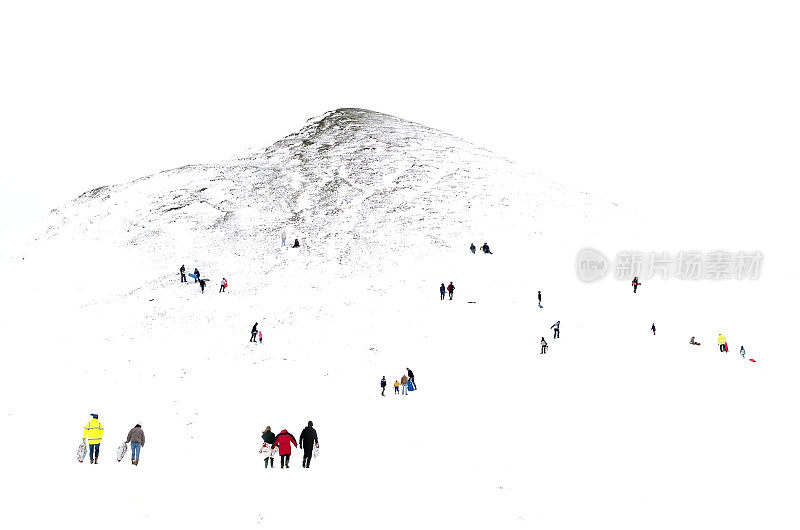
540, 337, 548, 354
259, 330, 263, 344
394, 380, 400, 394
740, 346, 746, 358
292, 239, 300, 248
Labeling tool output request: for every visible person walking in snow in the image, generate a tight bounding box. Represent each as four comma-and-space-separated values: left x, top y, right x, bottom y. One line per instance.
381, 376, 387, 396
718, 334, 728, 352
281, 231, 286, 247
199, 278, 206, 293
219, 278, 227, 293
400, 374, 408, 395
540, 337, 548, 354
180, 264, 187, 283
394, 380, 400, 394
632, 276, 640, 293
193, 268, 200, 283
470, 243, 476, 254
440, 283, 446, 300
480, 243, 493, 254
447, 282, 455, 300
258, 330, 263, 344
651, 323, 656, 335
125, 423, 145, 466
538, 290, 542, 308
406, 367, 415, 389
251, 323, 258, 343
551, 320, 560, 339
82, 413, 104, 464
271, 428, 298, 468
261, 426, 276, 468
299, 421, 318, 469
740, 346, 746, 358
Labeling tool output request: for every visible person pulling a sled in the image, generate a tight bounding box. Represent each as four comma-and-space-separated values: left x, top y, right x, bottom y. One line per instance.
271, 428, 298, 468
261, 426, 276, 468
125, 423, 145, 466
299, 421, 318, 469
82, 413, 104, 464
718, 334, 728, 352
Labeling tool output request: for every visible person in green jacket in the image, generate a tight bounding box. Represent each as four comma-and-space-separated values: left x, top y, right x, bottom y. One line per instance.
261, 426, 276, 468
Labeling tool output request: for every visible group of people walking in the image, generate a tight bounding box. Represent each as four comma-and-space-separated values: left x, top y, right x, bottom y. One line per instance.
178, 264, 227, 294
80, 413, 145, 466
381, 368, 416, 396
469, 242, 493, 254
261, 422, 318, 469
439, 282, 455, 300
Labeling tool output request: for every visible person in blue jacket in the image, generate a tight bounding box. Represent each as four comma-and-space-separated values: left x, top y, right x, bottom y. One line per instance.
440, 283, 446, 301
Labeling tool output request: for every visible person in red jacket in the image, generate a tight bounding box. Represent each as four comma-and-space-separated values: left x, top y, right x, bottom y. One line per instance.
271, 429, 298, 468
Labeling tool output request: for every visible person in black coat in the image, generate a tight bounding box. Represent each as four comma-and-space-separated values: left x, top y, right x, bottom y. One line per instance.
180, 264, 187, 283
381, 376, 387, 396
199, 278, 206, 293
292, 239, 300, 248
251, 323, 258, 342
193, 268, 200, 283
406, 367, 415, 389
261, 426, 276, 468
470, 243, 476, 254
440, 283, 446, 301
299, 421, 318, 469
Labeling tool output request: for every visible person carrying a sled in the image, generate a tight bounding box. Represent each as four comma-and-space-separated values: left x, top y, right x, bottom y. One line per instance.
406, 367, 416, 389
299, 421, 318, 469
271, 428, 298, 468
480, 243, 493, 254
219, 278, 227, 293
125, 423, 145, 466
261, 426, 276, 468
82, 413, 104, 464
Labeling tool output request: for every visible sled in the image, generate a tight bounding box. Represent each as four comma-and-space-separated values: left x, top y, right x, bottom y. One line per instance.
749, 359, 756, 363
117, 443, 128, 462
313, 443, 320, 458
259, 443, 276, 456
77, 440, 87, 463
408, 381, 416, 392
188, 273, 198, 280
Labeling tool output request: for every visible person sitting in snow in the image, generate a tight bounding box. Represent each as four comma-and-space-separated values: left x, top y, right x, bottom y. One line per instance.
292, 239, 300, 248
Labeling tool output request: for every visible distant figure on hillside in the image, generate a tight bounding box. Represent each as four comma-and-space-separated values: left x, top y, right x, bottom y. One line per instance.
740, 346, 746, 358
541, 337, 548, 354
258, 330, 263, 344
292, 239, 300, 248
299, 421, 318, 469
261, 426, 276, 468
538, 290, 542, 308
400, 374, 408, 395
281, 231, 286, 247
381, 376, 387, 396
180, 264, 187, 283
480, 243, 493, 254
251, 323, 258, 343
406, 367, 415, 389
440, 283, 446, 300
718, 334, 728, 352
632, 276, 640, 293
551, 320, 560, 339
125, 423, 145, 466
651, 323, 656, 335
194, 268, 200, 283
219, 278, 227, 293
199, 278, 206, 293
271, 428, 298, 468
470, 243, 476, 254
447, 282, 455, 300
82, 413, 104, 464
394, 380, 400, 394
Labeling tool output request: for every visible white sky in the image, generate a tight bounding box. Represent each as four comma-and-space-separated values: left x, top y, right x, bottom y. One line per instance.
1, 0, 798, 247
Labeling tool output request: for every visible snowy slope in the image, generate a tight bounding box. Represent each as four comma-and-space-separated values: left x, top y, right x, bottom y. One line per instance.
2, 109, 796, 530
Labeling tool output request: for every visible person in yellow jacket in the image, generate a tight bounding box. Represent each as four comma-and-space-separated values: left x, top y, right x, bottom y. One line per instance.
82, 413, 104, 464
718, 334, 728, 353
394, 380, 400, 395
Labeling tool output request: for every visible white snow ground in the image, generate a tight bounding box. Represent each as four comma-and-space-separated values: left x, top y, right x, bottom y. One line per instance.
1, 109, 797, 529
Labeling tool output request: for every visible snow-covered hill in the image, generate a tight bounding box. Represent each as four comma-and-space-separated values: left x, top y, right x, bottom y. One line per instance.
2, 109, 794, 530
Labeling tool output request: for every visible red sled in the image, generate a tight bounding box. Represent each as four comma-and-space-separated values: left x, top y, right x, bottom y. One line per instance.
749, 359, 756, 363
